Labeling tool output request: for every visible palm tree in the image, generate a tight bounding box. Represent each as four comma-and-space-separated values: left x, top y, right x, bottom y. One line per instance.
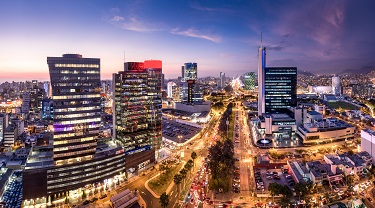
174, 174, 182, 195
159, 192, 169, 208
191, 151, 197, 168
180, 168, 188, 189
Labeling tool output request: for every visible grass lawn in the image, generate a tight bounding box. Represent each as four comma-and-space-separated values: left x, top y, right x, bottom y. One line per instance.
326, 101, 360, 110
148, 162, 184, 196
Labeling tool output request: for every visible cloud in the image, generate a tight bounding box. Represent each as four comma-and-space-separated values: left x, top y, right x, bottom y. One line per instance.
190, 2, 232, 13
110, 16, 124, 22
109, 16, 161, 32
170, 28, 221, 43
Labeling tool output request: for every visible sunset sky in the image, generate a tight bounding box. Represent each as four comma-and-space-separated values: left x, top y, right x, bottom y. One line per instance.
0, 0, 374, 82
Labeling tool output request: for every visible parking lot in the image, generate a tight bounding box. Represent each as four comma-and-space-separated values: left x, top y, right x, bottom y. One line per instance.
1, 171, 23, 208
162, 117, 202, 145
254, 167, 293, 194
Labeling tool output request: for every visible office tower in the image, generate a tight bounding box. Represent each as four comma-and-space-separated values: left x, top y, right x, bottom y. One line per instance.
22, 54, 126, 201
264, 67, 297, 113
258, 47, 266, 116
30, 80, 45, 113
167, 81, 176, 98
48, 54, 101, 164
257, 46, 297, 115
243, 72, 256, 91
113, 60, 162, 177
180, 63, 201, 103
219, 72, 225, 89
332, 76, 342, 95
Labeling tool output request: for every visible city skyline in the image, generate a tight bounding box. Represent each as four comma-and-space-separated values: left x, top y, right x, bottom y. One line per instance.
1, 0, 375, 82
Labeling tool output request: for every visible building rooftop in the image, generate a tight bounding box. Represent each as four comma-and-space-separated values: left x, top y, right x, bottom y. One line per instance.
308, 110, 321, 116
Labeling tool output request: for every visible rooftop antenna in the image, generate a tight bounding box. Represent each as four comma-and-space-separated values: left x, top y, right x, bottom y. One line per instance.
260, 32, 263, 47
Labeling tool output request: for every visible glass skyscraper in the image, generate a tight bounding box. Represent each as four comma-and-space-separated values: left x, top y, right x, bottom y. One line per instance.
264, 67, 297, 114
22, 54, 126, 202
47, 54, 101, 165
113, 60, 162, 177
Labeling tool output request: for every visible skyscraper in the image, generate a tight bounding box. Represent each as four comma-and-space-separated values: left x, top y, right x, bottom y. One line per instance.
257, 47, 297, 115
219, 72, 225, 89
264, 67, 297, 114
332, 76, 342, 95
180, 63, 202, 103
48, 54, 101, 164
22, 54, 126, 201
113, 60, 162, 177
258, 47, 266, 116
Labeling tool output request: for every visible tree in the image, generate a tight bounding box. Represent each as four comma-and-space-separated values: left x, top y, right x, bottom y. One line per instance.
294, 182, 307, 200
82, 191, 86, 199
159, 192, 169, 208
268, 182, 281, 202
174, 174, 182, 194
348, 150, 354, 156
191, 151, 197, 167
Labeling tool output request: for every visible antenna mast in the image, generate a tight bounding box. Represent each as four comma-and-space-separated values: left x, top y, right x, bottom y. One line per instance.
261, 32, 263, 47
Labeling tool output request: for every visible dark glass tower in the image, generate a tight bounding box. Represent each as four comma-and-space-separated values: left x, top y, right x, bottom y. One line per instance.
47, 54, 101, 165
113, 60, 162, 177
264, 67, 297, 114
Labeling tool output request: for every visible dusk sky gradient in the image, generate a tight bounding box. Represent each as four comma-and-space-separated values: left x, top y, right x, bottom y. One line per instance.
0, 0, 375, 82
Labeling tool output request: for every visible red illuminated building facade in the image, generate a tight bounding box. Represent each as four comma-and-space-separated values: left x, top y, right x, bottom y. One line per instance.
113, 60, 162, 177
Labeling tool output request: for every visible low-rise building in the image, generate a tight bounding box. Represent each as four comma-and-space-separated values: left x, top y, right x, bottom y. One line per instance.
297, 118, 355, 144
3, 124, 18, 147
360, 129, 375, 162
306, 161, 343, 185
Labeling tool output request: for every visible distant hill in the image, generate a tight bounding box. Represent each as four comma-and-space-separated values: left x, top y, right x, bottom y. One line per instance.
340, 66, 375, 75
297, 70, 315, 76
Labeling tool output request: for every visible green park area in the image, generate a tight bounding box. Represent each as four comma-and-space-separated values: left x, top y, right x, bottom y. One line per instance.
325, 101, 360, 110
148, 160, 184, 196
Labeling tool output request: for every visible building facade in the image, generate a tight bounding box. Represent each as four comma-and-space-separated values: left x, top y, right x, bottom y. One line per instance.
243, 72, 256, 91
257, 47, 266, 116
48, 54, 101, 165
23, 54, 127, 202
113, 60, 162, 177
264, 67, 297, 114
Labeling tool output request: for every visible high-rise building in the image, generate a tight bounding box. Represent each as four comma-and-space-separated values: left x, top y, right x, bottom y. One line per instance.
113, 60, 162, 177
180, 63, 202, 103
332, 76, 342, 95
0, 113, 9, 142
21, 92, 31, 114
257, 46, 297, 115
258, 47, 266, 116
243, 72, 256, 91
30, 80, 45, 113
48, 54, 101, 164
167, 81, 176, 98
22, 54, 126, 202
219, 72, 225, 89
42, 98, 54, 120
264, 67, 297, 114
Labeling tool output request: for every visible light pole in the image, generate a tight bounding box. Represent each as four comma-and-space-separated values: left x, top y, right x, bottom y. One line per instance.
226, 118, 229, 139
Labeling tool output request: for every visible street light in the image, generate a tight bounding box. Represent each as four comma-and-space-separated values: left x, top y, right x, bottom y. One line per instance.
226, 118, 229, 139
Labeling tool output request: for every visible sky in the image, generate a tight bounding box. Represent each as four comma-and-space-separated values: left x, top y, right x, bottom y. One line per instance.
0, 0, 375, 82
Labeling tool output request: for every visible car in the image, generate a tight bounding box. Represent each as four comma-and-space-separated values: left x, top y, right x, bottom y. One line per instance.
82, 200, 89, 205
90, 197, 98, 203
285, 174, 292, 179
99, 194, 107, 199
368, 197, 374, 203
